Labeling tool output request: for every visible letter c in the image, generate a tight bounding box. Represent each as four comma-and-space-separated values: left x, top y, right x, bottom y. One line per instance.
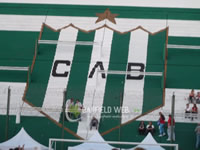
52, 60, 70, 77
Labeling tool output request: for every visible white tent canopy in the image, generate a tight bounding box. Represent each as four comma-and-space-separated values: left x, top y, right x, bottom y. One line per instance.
0, 127, 48, 150
68, 131, 116, 150
68, 132, 165, 150
132, 133, 165, 150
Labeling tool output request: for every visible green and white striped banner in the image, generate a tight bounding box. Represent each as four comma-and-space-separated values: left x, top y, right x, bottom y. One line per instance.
0, 3, 200, 138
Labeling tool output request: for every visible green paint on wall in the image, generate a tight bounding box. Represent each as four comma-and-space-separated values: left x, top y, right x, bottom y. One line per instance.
142, 30, 166, 113
1, 3, 200, 20
100, 32, 130, 132
25, 26, 59, 106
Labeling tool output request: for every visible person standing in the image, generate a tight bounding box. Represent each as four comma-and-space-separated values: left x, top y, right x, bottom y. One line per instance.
138, 121, 146, 135
196, 92, 200, 103
158, 112, 166, 137
167, 114, 175, 141
189, 89, 195, 103
195, 123, 200, 149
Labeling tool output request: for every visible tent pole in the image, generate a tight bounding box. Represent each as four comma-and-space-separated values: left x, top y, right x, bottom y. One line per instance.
171, 92, 175, 144
119, 91, 124, 150
61, 89, 66, 150
5, 86, 11, 140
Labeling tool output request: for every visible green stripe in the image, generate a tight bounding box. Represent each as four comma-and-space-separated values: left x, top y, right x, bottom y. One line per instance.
166, 65, 200, 89
1, 3, 200, 20
99, 32, 130, 135
168, 36, 200, 66
65, 31, 95, 100
168, 36, 200, 45
167, 36, 200, 89
26, 26, 59, 106
0, 71, 27, 82
0, 31, 38, 82
142, 30, 166, 113
0, 31, 38, 61
61, 30, 95, 131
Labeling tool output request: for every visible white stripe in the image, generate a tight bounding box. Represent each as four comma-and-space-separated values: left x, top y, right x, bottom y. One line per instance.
98, 70, 162, 76
0, 82, 41, 117
0, 15, 45, 31
0, 66, 29, 71
0, 0, 200, 9
122, 30, 149, 124
38, 40, 100, 46
1, 15, 200, 37
77, 28, 113, 139
46, 16, 105, 31
168, 44, 200, 49
168, 20, 200, 37
42, 27, 78, 121
0, 82, 26, 115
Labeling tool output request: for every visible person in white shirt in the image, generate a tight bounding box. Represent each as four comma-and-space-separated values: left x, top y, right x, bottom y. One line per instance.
185, 103, 191, 119
146, 121, 155, 135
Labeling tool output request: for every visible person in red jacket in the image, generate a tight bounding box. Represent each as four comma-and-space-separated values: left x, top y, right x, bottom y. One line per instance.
167, 114, 175, 141
158, 112, 166, 137
192, 104, 198, 113
191, 104, 198, 120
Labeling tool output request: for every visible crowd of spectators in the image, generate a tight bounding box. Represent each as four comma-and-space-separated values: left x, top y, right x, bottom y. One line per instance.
188, 89, 200, 104
138, 112, 175, 141
185, 89, 199, 120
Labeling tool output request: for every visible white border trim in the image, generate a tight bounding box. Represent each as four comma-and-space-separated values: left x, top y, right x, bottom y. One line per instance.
0, 0, 200, 9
